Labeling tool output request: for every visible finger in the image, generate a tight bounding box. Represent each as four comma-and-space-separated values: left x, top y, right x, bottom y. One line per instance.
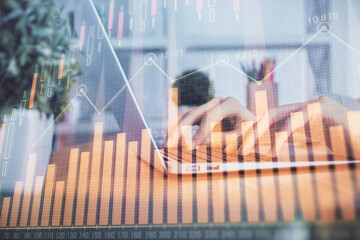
251, 103, 305, 150
164, 108, 191, 147
192, 98, 223, 146
178, 108, 191, 121
273, 108, 315, 159
193, 97, 255, 146
165, 97, 223, 147
270, 117, 293, 159
193, 98, 240, 146
272, 130, 290, 161
268, 102, 304, 127
279, 115, 293, 136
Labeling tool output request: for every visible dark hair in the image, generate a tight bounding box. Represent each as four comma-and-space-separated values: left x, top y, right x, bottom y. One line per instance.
173, 70, 214, 106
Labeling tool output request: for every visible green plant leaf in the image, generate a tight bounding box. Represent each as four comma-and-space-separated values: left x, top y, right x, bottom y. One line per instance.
0, 0, 82, 123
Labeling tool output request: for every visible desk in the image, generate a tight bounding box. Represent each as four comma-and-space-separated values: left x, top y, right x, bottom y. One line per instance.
50, 140, 357, 225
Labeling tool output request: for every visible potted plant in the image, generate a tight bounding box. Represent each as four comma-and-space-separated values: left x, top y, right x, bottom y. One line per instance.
0, 0, 81, 193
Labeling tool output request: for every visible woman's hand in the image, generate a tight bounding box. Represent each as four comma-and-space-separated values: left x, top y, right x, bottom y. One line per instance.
255, 96, 354, 158
166, 95, 357, 159
263, 96, 351, 137
166, 97, 256, 148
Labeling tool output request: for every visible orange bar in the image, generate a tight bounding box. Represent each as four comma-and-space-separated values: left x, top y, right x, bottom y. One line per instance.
29, 73, 37, 108
329, 126, 355, 220
167, 88, 178, 149
30, 176, 44, 226
19, 153, 37, 226
0, 124, 6, 157
196, 145, 209, 223
348, 111, 360, 159
182, 126, 193, 224
0, 197, 11, 227
58, 58, 64, 79
167, 88, 178, 224
347, 111, 360, 192
275, 131, 295, 221
330, 126, 348, 159
241, 121, 259, 222
63, 148, 79, 226
255, 90, 277, 222
41, 164, 56, 227
241, 121, 255, 156
255, 90, 272, 157
210, 122, 225, 223
51, 181, 65, 226
166, 167, 178, 224
75, 152, 89, 226
290, 111, 316, 221
308, 103, 335, 221
138, 130, 151, 224
153, 149, 164, 224
226, 134, 241, 222
181, 125, 192, 149
307, 103, 329, 161
9, 181, 23, 227
99, 141, 114, 226
87, 122, 103, 225
210, 122, 223, 164
125, 141, 138, 225
112, 133, 126, 225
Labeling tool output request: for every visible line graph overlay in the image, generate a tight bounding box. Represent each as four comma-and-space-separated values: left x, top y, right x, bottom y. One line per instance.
32, 20, 360, 151
262, 30, 321, 81
328, 31, 360, 56
32, 92, 81, 146
150, 59, 175, 84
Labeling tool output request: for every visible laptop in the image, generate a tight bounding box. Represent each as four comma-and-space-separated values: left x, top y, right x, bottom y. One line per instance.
88, 0, 358, 175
